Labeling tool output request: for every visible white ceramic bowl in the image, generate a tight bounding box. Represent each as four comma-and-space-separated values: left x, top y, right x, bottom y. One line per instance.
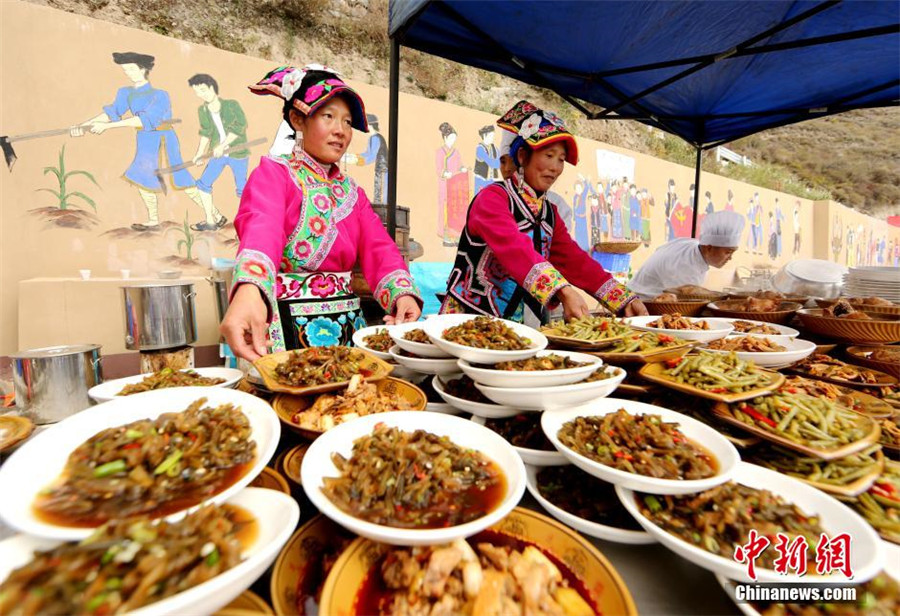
387, 363, 429, 384
525, 464, 654, 544
457, 350, 603, 388
475, 366, 627, 411
541, 398, 740, 495
422, 314, 547, 363
0, 487, 298, 616
351, 325, 395, 360
389, 321, 453, 358
432, 374, 520, 418
717, 318, 800, 341
388, 345, 461, 376
625, 315, 734, 343
617, 462, 884, 584
0, 387, 280, 540
470, 415, 568, 466
88, 367, 243, 403
703, 336, 817, 368
426, 402, 459, 414
300, 411, 526, 546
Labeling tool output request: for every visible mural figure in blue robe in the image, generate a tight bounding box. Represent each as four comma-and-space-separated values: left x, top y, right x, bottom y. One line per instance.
348, 113, 388, 204
473, 125, 501, 195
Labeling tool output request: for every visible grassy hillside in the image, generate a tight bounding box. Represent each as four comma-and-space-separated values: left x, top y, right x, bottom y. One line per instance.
33, 0, 899, 218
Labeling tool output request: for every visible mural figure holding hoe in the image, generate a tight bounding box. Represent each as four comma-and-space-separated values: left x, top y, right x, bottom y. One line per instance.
70, 52, 215, 232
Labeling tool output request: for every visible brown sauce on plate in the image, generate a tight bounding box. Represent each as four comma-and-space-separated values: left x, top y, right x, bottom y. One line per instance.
33, 461, 253, 528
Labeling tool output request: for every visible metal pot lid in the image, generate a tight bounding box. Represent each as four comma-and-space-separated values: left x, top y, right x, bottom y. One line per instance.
11, 344, 102, 359
784, 259, 847, 284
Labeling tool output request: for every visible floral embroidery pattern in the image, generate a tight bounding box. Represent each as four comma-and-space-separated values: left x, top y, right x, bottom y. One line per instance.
373, 269, 422, 312
524, 261, 569, 305
270, 151, 359, 273
309, 216, 327, 237
276, 272, 352, 300
233, 248, 276, 311
267, 272, 360, 352
595, 278, 636, 314
309, 275, 337, 297
305, 316, 342, 346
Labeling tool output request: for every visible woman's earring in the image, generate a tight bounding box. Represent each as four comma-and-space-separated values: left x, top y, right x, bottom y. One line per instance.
293, 130, 304, 156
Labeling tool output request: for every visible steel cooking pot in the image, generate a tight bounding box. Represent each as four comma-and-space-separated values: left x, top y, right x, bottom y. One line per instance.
11, 344, 102, 424
122, 283, 198, 350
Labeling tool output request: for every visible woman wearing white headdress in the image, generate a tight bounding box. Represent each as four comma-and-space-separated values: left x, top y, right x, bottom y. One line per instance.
628, 210, 745, 299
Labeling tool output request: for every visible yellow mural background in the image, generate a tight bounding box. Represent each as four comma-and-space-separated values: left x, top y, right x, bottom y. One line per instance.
1, 2, 897, 355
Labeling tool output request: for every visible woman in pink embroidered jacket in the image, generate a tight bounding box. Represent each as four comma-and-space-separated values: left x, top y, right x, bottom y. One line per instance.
440, 100, 648, 325
220, 65, 422, 361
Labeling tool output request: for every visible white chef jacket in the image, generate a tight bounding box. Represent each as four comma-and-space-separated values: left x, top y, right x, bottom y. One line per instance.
628, 238, 709, 299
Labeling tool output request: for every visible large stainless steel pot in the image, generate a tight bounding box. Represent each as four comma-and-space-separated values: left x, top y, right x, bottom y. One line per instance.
11, 344, 102, 424
772, 259, 846, 299
122, 283, 198, 350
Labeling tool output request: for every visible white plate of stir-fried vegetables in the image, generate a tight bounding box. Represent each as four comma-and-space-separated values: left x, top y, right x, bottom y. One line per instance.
389, 321, 455, 358
474, 366, 627, 411
617, 462, 885, 584
0, 387, 280, 540
626, 315, 735, 344
88, 367, 243, 403
702, 336, 817, 369
0, 487, 298, 616
422, 314, 547, 363
541, 398, 739, 495
458, 350, 603, 388
300, 410, 525, 546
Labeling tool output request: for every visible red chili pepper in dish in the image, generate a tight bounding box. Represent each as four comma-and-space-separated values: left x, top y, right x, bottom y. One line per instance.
743, 406, 777, 428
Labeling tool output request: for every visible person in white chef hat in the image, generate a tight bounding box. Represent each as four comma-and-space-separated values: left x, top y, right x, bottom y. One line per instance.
628, 210, 745, 299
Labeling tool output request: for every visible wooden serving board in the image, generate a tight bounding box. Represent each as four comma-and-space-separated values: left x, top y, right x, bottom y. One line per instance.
542, 329, 625, 351
749, 448, 885, 498
787, 364, 898, 389
638, 362, 784, 403
590, 342, 695, 365
711, 402, 881, 461
253, 348, 394, 396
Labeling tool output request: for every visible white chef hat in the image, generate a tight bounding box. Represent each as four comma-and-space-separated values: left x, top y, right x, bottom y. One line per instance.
498, 127, 517, 157
699, 210, 745, 247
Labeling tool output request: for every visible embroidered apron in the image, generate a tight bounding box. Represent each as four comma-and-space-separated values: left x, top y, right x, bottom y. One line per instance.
268, 271, 365, 351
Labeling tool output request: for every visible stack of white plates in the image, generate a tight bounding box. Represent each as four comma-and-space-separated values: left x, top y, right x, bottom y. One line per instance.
843, 266, 900, 302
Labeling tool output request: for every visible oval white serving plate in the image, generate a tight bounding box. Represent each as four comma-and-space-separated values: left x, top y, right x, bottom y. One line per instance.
88, 367, 243, 403
0, 487, 299, 616
541, 397, 740, 495
301, 411, 525, 546
0, 387, 280, 540
422, 314, 547, 363
618, 462, 883, 584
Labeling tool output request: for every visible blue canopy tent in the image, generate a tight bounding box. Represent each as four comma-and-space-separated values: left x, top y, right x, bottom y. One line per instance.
383, 0, 900, 237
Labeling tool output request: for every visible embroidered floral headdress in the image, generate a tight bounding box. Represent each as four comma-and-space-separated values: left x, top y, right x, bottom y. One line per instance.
496, 99, 579, 165
250, 64, 369, 132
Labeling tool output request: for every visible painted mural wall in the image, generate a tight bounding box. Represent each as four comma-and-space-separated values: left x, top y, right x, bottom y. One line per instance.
2, 2, 898, 355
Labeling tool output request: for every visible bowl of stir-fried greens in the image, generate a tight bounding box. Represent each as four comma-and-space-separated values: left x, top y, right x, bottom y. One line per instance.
616, 462, 884, 584
422, 314, 547, 364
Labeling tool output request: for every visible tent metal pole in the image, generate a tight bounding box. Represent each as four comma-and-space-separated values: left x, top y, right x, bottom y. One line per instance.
387, 37, 400, 239
691, 147, 702, 239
